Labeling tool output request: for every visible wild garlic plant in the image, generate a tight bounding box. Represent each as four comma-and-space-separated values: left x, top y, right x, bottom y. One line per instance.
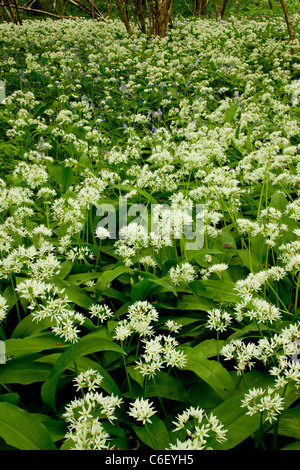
0, 12, 300, 450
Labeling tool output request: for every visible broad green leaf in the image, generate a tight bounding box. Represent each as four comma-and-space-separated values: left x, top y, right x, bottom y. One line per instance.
274, 404, 300, 440
0, 355, 52, 385
145, 372, 190, 402
193, 339, 225, 358
5, 332, 67, 358
53, 260, 73, 280
179, 346, 235, 399
225, 103, 238, 123
52, 278, 94, 309
128, 365, 144, 388
33, 414, 66, 442
95, 266, 134, 292
189, 280, 239, 303
133, 415, 170, 450
236, 249, 261, 273
0, 402, 57, 450
281, 441, 300, 450
176, 294, 216, 311
11, 313, 52, 338
41, 328, 125, 411
209, 392, 261, 450
2, 285, 17, 314
47, 163, 73, 192
0, 393, 19, 406
130, 277, 177, 301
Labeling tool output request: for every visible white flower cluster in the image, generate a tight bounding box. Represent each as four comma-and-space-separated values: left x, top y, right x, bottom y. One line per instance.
63, 370, 123, 450
168, 262, 196, 285
135, 334, 188, 377
0, 295, 8, 322
206, 308, 232, 332
241, 387, 285, 423
169, 406, 227, 450
128, 397, 156, 425
114, 301, 159, 341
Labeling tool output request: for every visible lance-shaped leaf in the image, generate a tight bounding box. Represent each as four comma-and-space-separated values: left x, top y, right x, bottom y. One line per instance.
41, 328, 125, 411
0, 402, 57, 450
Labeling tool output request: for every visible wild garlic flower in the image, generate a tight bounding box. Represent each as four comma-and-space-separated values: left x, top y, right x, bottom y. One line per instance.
236, 218, 262, 237
234, 296, 281, 324
51, 310, 85, 344
63, 383, 123, 449
114, 301, 160, 340
89, 304, 114, 323
234, 267, 286, 296
201, 263, 229, 280
95, 226, 110, 240
165, 319, 182, 334
119, 222, 149, 249
135, 334, 187, 377
241, 387, 285, 423
220, 339, 258, 375
169, 407, 227, 450
206, 308, 232, 332
128, 398, 156, 425
0, 295, 8, 322
169, 262, 196, 285
113, 320, 133, 342
73, 369, 104, 392
140, 256, 157, 268
269, 355, 300, 389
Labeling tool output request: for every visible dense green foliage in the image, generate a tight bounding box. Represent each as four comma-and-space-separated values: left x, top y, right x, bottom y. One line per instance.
0, 3, 300, 451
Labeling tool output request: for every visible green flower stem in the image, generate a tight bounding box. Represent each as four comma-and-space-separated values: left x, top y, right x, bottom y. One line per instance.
0, 323, 6, 341
294, 271, 300, 316
272, 384, 288, 450
152, 375, 167, 418
241, 371, 248, 391
9, 273, 20, 322
259, 411, 266, 450
96, 240, 102, 268
122, 349, 133, 399
90, 208, 96, 246
248, 235, 253, 273
267, 281, 291, 315
144, 422, 157, 450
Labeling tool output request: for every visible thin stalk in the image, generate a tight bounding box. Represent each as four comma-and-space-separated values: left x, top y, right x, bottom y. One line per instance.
272, 384, 288, 450
294, 271, 300, 316
248, 235, 253, 273
122, 352, 133, 399
9, 274, 20, 322
144, 422, 157, 449
267, 281, 290, 315
241, 370, 248, 390
152, 376, 167, 418
259, 411, 266, 450
96, 240, 102, 268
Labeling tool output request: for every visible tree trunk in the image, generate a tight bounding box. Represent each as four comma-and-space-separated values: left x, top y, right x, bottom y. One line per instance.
134, 0, 146, 33
3, 0, 17, 23
154, 0, 173, 38
280, 0, 295, 54
194, 0, 207, 15
12, 0, 22, 24
115, 0, 132, 34
220, 0, 230, 19
268, 0, 273, 10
